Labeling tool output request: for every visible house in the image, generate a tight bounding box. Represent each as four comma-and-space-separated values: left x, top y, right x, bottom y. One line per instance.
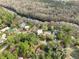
1, 34, 7, 40
0, 34, 7, 44
18, 57, 23, 59
20, 22, 26, 28
0, 27, 10, 33
37, 29, 43, 35
40, 40, 47, 45
71, 36, 75, 40
25, 26, 30, 30
43, 31, 51, 35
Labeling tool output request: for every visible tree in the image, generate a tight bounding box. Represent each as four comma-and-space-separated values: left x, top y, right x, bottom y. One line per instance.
40, 22, 48, 31
56, 31, 64, 40
0, 7, 15, 27
0, 51, 17, 59
18, 41, 29, 57
64, 35, 73, 47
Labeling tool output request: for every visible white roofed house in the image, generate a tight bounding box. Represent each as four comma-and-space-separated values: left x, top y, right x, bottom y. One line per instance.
0, 34, 7, 44
20, 22, 26, 28
37, 29, 43, 35
0, 27, 10, 33
24, 25, 30, 31
20, 22, 30, 31
18, 57, 23, 59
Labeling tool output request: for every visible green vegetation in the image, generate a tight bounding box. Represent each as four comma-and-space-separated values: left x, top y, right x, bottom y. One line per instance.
0, 25, 78, 59
0, 3, 79, 59
0, 7, 15, 28
0, 20, 79, 59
